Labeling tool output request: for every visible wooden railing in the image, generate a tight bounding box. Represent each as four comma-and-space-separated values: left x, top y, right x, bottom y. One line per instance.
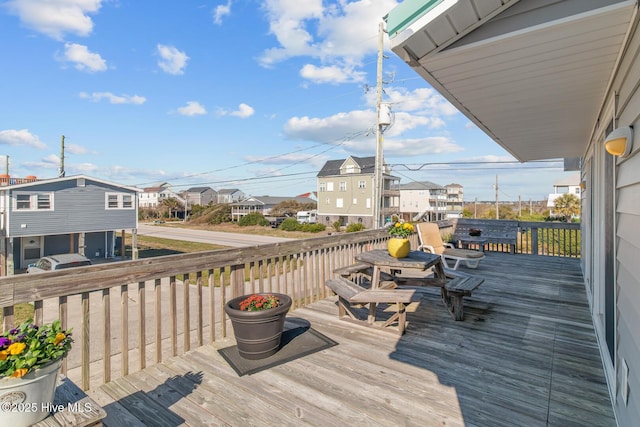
437, 219, 581, 257
516, 221, 581, 257
1, 229, 413, 391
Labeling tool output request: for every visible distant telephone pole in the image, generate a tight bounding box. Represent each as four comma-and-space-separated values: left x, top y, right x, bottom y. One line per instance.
494, 175, 499, 219
373, 21, 385, 228
59, 135, 66, 177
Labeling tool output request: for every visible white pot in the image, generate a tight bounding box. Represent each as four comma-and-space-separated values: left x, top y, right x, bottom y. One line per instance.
0, 359, 62, 426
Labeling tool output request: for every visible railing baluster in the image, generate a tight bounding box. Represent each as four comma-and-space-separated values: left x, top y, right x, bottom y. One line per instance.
34, 300, 43, 326
103, 289, 111, 384
121, 285, 129, 377
196, 271, 203, 347
169, 275, 177, 357
81, 292, 90, 391
138, 281, 146, 370
208, 269, 215, 343
59, 296, 68, 375
154, 278, 162, 363
183, 272, 190, 353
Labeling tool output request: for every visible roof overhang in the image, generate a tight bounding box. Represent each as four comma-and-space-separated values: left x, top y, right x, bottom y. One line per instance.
387, 0, 638, 161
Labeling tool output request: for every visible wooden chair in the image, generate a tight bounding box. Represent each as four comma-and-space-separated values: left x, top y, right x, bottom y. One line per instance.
416, 222, 486, 270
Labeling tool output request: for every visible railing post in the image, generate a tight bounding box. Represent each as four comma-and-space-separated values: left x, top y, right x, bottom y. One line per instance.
230, 264, 244, 298
531, 226, 539, 255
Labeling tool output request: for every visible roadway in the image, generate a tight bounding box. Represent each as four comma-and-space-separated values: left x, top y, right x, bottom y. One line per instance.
136, 223, 293, 248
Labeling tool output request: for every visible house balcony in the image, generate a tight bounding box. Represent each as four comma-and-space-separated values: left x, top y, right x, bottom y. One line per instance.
0, 224, 613, 426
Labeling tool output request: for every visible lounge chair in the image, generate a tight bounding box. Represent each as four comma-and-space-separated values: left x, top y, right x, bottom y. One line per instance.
416, 222, 485, 270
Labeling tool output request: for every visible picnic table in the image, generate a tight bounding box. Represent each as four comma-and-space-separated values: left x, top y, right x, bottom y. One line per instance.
326, 250, 484, 332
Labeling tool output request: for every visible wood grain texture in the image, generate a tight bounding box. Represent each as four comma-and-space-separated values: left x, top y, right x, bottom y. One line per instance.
88, 253, 615, 427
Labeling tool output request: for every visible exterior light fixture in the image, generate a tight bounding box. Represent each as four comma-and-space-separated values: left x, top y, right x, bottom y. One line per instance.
604, 126, 633, 157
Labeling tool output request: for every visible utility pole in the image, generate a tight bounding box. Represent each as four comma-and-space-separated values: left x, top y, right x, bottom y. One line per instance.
373, 21, 385, 229
495, 175, 499, 219
59, 135, 66, 178
518, 195, 522, 217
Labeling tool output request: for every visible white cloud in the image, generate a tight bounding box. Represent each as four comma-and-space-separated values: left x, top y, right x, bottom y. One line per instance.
259, 0, 398, 72
217, 103, 255, 118
299, 64, 365, 84
65, 143, 92, 155
383, 136, 464, 156
177, 101, 207, 116
79, 92, 146, 104
284, 110, 375, 143
247, 152, 329, 168
259, 0, 324, 67
5, 0, 103, 40
367, 87, 458, 117
230, 103, 254, 118
62, 43, 107, 72
0, 129, 47, 149
213, 1, 231, 25
157, 44, 189, 75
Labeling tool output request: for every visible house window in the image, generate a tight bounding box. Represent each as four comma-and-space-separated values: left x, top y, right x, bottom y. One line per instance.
14, 193, 54, 211
325, 197, 330, 205
16, 194, 31, 210
319, 182, 326, 192
327, 182, 334, 192
37, 194, 51, 209
358, 180, 365, 189
106, 193, 135, 210
339, 181, 346, 191
345, 165, 355, 174
353, 198, 357, 205
336, 198, 344, 208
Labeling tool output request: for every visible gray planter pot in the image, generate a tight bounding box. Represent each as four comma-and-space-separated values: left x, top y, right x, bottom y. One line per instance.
224, 293, 292, 360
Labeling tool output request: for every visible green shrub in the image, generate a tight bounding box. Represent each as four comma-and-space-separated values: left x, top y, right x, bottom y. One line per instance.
332, 221, 342, 232
279, 218, 301, 231
345, 223, 365, 232
301, 223, 326, 233
238, 212, 269, 227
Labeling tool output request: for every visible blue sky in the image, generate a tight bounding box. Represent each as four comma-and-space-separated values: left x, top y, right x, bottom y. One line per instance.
0, 0, 573, 202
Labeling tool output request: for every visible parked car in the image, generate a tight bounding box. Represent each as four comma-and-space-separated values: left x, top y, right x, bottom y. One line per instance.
27, 253, 92, 273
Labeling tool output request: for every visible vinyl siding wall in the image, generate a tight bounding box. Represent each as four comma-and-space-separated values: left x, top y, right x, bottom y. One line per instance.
7, 179, 137, 237
596, 12, 640, 424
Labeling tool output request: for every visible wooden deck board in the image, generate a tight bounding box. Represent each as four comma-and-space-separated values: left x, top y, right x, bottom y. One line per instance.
89, 253, 616, 427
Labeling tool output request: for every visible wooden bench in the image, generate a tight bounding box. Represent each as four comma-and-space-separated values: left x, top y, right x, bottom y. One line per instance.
441, 276, 484, 320
453, 219, 518, 253
334, 262, 397, 288
325, 277, 421, 334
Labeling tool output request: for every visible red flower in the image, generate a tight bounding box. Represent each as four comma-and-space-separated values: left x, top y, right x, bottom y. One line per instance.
238, 294, 280, 311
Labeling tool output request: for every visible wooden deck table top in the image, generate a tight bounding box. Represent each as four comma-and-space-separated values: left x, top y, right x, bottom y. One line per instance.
355, 249, 446, 289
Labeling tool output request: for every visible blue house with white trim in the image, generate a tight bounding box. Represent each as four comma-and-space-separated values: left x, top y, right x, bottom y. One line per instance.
0, 174, 140, 274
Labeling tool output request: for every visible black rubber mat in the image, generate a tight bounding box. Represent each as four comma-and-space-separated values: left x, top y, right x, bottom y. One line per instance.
218, 317, 338, 376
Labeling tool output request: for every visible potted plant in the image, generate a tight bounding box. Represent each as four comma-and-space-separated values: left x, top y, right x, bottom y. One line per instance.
386, 220, 415, 258
224, 293, 292, 360
0, 320, 73, 426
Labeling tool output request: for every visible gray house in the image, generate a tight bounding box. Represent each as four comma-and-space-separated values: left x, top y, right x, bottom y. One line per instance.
230, 196, 315, 222
183, 187, 217, 206
0, 175, 140, 274
217, 188, 245, 204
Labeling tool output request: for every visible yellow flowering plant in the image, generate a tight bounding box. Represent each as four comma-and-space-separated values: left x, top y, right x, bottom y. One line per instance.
387, 221, 415, 239
0, 320, 72, 379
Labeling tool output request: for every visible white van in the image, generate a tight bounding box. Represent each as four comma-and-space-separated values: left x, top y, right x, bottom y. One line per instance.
296, 210, 318, 224
27, 253, 92, 273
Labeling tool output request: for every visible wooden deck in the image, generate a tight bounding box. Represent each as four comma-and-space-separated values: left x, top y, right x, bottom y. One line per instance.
86, 253, 615, 426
